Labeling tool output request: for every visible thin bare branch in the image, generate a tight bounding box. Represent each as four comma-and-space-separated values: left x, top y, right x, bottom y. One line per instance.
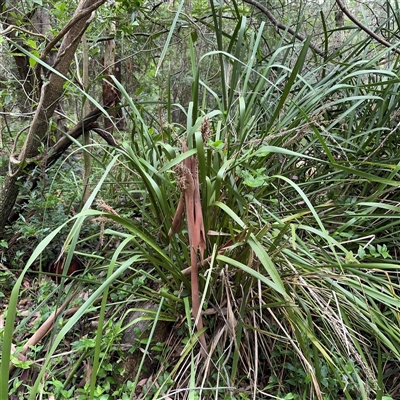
242, 0, 325, 56
336, 0, 400, 55
40, 0, 108, 63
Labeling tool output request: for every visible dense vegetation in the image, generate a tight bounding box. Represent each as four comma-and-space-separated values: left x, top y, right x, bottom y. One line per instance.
1, 0, 400, 399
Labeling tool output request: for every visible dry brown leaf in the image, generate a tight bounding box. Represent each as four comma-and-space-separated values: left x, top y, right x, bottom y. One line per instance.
170, 141, 208, 357
169, 191, 185, 235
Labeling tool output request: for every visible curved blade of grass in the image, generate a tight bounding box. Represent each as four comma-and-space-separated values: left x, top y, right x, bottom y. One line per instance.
155, 0, 184, 76
273, 174, 341, 265
266, 36, 312, 131
217, 254, 287, 298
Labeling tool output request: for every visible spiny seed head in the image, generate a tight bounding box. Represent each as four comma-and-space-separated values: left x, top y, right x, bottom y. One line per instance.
200, 117, 211, 143
96, 199, 119, 216
174, 163, 190, 190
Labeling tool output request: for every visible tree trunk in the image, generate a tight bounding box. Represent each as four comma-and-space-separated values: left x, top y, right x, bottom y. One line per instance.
0, 0, 107, 232
0, 174, 19, 229
82, 32, 92, 204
